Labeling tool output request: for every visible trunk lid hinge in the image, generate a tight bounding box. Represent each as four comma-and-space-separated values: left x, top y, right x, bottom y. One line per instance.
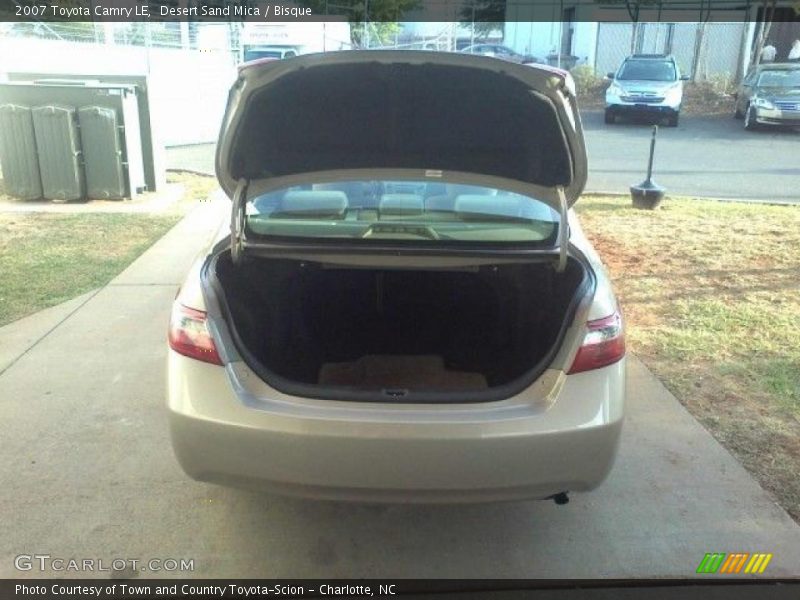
555, 185, 568, 273
230, 178, 249, 265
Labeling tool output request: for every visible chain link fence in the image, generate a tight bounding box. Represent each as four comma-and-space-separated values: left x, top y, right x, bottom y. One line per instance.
1, 21, 239, 53
1, 20, 505, 54
593, 21, 750, 86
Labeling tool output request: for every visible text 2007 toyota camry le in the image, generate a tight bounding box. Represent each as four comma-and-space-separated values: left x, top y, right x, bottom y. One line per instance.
167, 51, 625, 503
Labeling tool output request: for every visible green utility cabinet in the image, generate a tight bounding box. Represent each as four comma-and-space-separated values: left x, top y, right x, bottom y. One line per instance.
0, 81, 147, 201
0, 104, 43, 200
6, 72, 163, 195
78, 106, 126, 199
31, 104, 86, 202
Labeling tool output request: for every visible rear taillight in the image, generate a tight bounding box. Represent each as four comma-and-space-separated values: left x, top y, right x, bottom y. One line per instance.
568, 310, 625, 374
168, 302, 223, 366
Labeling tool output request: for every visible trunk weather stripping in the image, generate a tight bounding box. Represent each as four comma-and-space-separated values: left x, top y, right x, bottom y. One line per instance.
230, 178, 248, 265
555, 186, 568, 273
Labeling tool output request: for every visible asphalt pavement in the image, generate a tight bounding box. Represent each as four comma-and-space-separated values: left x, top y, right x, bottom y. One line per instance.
167, 111, 800, 203
1, 203, 799, 578
583, 110, 800, 203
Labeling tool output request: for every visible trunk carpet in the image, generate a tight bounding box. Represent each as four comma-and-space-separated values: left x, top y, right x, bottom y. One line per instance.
318, 355, 488, 391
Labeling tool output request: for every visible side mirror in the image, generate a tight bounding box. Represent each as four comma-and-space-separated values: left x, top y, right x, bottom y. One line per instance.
606, 72, 615, 79
680, 75, 690, 81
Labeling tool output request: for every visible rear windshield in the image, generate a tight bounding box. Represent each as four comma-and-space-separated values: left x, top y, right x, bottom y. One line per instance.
757, 70, 800, 88
245, 180, 559, 245
618, 60, 676, 82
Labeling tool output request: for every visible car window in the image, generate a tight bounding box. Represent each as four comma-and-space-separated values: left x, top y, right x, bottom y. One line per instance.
243, 49, 283, 61
617, 60, 677, 82
757, 70, 800, 88
245, 180, 559, 246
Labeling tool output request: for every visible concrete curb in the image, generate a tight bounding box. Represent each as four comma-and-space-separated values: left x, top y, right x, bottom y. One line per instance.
0, 196, 226, 375
584, 189, 800, 207
0, 290, 99, 376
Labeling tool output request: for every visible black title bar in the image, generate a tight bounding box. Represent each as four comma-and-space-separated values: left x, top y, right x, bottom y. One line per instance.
4, 579, 800, 600
2, 0, 800, 22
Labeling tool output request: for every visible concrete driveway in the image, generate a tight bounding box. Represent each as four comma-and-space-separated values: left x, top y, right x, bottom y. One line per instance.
1, 205, 800, 579
167, 111, 800, 203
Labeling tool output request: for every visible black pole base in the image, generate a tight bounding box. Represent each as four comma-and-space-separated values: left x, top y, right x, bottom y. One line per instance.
630, 180, 666, 210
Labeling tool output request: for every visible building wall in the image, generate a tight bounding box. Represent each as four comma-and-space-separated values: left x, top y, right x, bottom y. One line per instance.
505, 22, 562, 60
504, 0, 755, 80
572, 21, 599, 65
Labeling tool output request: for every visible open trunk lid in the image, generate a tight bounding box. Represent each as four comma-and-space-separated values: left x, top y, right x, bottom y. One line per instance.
215, 52, 587, 270
216, 51, 586, 204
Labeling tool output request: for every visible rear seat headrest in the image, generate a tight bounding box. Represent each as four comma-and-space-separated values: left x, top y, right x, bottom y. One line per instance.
379, 193, 424, 216
455, 194, 557, 221
454, 194, 524, 220
277, 190, 348, 219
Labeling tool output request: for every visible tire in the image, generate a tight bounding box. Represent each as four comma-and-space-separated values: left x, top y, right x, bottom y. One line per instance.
604, 109, 615, 125
744, 105, 759, 131
667, 113, 679, 127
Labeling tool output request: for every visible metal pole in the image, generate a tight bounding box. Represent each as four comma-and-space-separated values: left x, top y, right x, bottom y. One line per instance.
646, 125, 658, 182
557, 0, 563, 68
471, 3, 475, 48
363, 0, 369, 48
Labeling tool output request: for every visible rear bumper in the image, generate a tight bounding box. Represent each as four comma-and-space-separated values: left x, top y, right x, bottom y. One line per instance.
167, 350, 625, 503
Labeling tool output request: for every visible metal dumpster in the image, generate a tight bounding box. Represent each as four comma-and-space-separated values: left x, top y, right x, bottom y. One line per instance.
0, 104, 43, 200
31, 104, 86, 202
78, 106, 126, 200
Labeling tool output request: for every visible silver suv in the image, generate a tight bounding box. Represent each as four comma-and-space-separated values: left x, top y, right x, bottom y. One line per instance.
605, 54, 687, 127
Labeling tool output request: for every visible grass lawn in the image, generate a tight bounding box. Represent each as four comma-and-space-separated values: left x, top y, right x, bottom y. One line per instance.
0, 173, 217, 327
0, 212, 182, 325
576, 196, 800, 522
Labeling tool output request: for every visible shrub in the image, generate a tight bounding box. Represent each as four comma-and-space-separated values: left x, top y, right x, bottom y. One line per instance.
570, 64, 606, 95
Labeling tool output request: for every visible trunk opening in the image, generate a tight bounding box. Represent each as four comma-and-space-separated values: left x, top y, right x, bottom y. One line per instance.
211, 252, 589, 402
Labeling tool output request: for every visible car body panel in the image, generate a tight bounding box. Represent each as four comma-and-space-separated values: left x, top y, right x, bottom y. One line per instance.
168, 349, 624, 502
461, 44, 540, 65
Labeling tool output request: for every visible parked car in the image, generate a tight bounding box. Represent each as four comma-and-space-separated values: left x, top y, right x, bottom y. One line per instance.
167, 51, 625, 503
461, 44, 541, 65
605, 54, 688, 127
242, 45, 299, 62
734, 63, 800, 130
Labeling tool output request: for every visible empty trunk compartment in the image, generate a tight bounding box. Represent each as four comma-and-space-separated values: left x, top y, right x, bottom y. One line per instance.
211, 253, 590, 400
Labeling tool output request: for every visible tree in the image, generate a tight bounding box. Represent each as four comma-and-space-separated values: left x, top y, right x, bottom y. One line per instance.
299, 0, 420, 46
751, 0, 778, 69
459, 0, 505, 38
595, 0, 662, 53
689, 0, 715, 81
